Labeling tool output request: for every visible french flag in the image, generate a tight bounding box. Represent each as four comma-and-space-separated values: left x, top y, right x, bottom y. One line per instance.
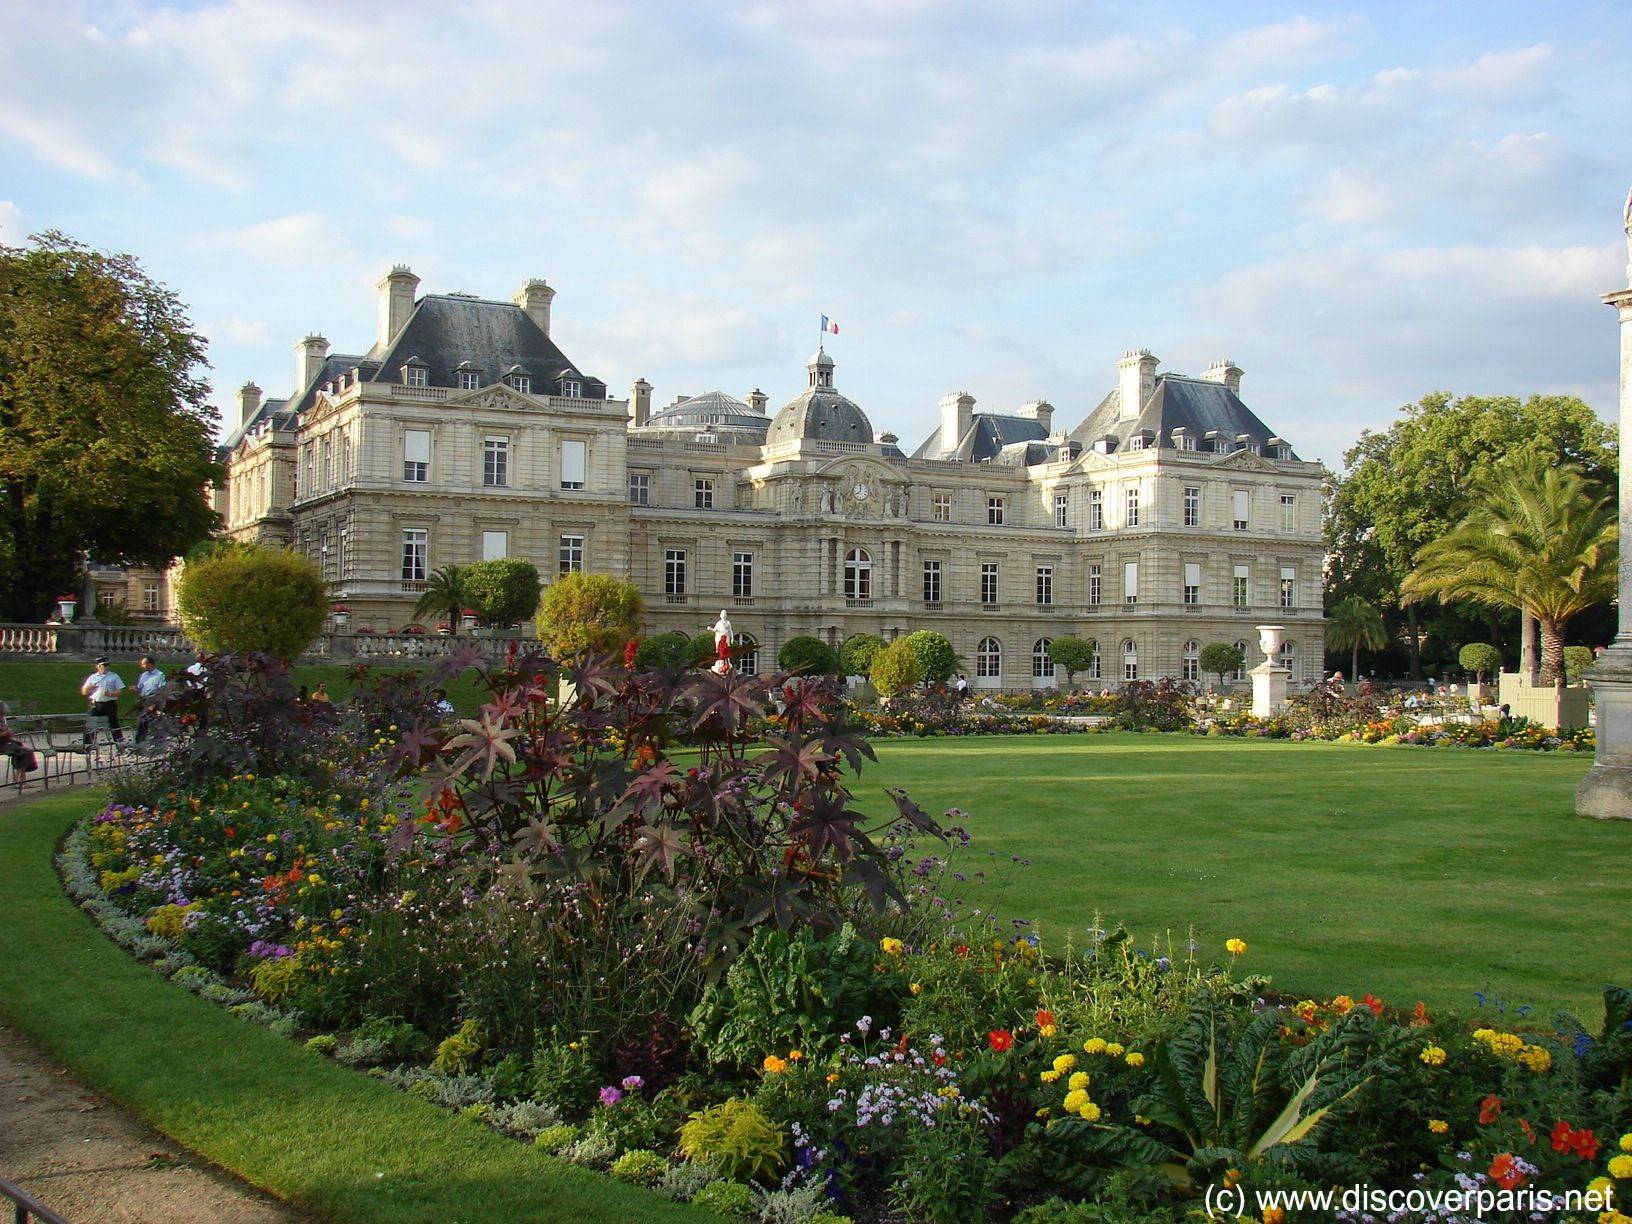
821, 314, 839, 335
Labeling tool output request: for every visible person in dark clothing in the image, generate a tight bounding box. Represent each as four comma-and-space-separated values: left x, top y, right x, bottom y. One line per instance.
80, 656, 126, 744
0, 702, 39, 775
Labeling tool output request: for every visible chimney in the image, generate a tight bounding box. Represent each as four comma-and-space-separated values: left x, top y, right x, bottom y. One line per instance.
1017, 399, 1054, 433
630, 378, 652, 428
1201, 358, 1243, 396
513, 277, 556, 336
295, 333, 329, 392
938, 391, 975, 455
1116, 349, 1158, 421
236, 381, 263, 426
747, 388, 768, 415
377, 265, 419, 349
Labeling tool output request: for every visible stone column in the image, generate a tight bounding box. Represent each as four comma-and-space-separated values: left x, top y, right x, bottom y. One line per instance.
1577, 193, 1632, 820
1250, 624, 1289, 718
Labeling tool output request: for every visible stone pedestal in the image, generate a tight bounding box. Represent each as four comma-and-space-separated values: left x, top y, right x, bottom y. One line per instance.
1250, 663, 1289, 718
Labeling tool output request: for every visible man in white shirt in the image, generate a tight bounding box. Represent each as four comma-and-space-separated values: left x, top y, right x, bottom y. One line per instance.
134, 655, 166, 743
80, 656, 126, 743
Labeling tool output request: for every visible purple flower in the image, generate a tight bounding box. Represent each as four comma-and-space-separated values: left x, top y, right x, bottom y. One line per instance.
598, 1086, 623, 1107
620, 1075, 644, 1092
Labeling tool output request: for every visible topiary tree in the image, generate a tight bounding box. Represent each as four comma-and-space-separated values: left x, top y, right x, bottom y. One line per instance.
462, 559, 541, 628
536, 572, 643, 657
634, 630, 694, 671
868, 637, 921, 701
901, 630, 958, 685
1563, 645, 1596, 685
175, 544, 327, 659
1457, 642, 1503, 685
1199, 642, 1245, 690
778, 635, 839, 676
1047, 637, 1096, 688
839, 633, 886, 678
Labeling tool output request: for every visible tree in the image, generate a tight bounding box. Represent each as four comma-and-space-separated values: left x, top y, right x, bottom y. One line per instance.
1199, 642, 1245, 690
635, 630, 694, 671
1326, 392, 1615, 678
1048, 637, 1096, 688
462, 559, 541, 628
1457, 642, 1503, 685
536, 572, 643, 657
0, 232, 222, 620
778, 635, 839, 676
412, 565, 466, 633
175, 545, 326, 659
1564, 645, 1595, 686
1402, 454, 1617, 684
1326, 597, 1389, 680
839, 633, 886, 677
901, 630, 958, 685
869, 637, 921, 700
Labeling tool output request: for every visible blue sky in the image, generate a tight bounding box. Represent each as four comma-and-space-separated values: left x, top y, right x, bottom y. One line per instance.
2, 0, 1629, 466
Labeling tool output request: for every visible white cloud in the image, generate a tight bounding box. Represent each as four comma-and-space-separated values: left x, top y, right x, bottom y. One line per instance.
0, 101, 120, 180
0, 200, 25, 243
224, 212, 349, 269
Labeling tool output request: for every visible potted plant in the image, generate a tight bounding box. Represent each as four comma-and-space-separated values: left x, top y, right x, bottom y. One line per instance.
331, 603, 352, 629
461, 607, 479, 633
56, 594, 79, 622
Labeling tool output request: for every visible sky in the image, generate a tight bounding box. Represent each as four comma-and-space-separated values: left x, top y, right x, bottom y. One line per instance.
2, 0, 1630, 468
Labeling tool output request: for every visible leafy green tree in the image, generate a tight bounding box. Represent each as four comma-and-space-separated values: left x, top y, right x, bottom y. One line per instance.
839, 633, 885, 677
777, 635, 839, 675
1047, 637, 1096, 687
175, 545, 327, 659
412, 565, 466, 633
1199, 642, 1245, 690
901, 630, 958, 685
536, 572, 643, 657
1564, 645, 1596, 685
1457, 642, 1503, 685
868, 637, 921, 700
1326, 392, 1615, 677
1326, 597, 1389, 680
462, 559, 541, 628
0, 232, 221, 620
634, 630, 694, 671
1402, 454, 1617, 684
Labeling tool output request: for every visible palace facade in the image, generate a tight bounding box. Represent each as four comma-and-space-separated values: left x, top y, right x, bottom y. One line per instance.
218, 266, 1326, 689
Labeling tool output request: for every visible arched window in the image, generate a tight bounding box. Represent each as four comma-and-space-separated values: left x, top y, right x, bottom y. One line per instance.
1232, 640, 1248, 682
1122, 639, 1139, 681
844, 548, 872, 600
733, 632, 758, 675
1182, 640, 1200, 682
977, 637, 1002, 678
1088, 639, 1101, 681
1279, 640, 1297, 682
1033, 638, 1054, 679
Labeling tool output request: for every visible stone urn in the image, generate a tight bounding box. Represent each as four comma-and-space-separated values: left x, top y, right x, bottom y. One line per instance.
1256, 624, 1285, 663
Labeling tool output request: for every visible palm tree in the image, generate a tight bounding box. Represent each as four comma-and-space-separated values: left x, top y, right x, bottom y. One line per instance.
1402, 454, 1617, 684
413, 565, 466, 635
1325, 597, 1388, 681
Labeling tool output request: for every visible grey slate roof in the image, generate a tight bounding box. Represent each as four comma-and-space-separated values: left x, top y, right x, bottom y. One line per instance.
1068, 375, 1294, 457
911, 413, 1050, 462
220, 393, 296, 454
645, 389, 769, 437
766, 387, 875, 446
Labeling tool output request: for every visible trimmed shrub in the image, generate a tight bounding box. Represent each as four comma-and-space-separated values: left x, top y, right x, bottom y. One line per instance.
869, 637, 921, 700
1564, 645, 1596, 685
536, 572, 643, 657
1048, 637, 1096, 687
1200, 642, 1245, 688
462, 558, 541, 628
1458, 642, 1503, 684
901, 630, 958, 685
175, 544, 326, 659
839, 633, 886, 677
777, 635, 839, 676
678, 1099, 785, 1183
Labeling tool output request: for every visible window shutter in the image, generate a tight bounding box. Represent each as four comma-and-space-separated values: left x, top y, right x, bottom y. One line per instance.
561, 439, 587, 485
1233, 490, 1249, 521
404, 429, 430, 463
1123, 562, 1138, 598
1184, 562, 1201, 587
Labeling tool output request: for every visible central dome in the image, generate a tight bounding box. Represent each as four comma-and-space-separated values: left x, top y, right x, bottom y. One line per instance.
765, 348, 874, 446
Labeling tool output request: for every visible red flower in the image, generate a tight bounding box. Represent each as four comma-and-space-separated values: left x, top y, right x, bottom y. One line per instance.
1478, 1094, 1503, 1125
1410, 1001, 1431, 1027
623, 640, 638, 669
1035, 1009, 1056, 1029
955, 944, 969, 958
1519, 1118, 1535, 1144
931, 1051, 948, 1067
987, 1029, 1014, 1052
1488, 1153, 1525, 1190
1550, 1120, 1599, 1160
1362, 993, 1384, 1017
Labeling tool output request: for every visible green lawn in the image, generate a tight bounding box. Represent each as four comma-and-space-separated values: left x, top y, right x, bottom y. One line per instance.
856, 734, 1626, 1019
0, 790, 703, 1224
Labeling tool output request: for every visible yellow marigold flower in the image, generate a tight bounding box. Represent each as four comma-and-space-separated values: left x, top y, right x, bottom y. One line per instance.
788, 1050, 803, 1061
1472, 1028, 1496, 1042
1052, 1054, 1077, 1073
1223, 1169, 1242, 1189
1263, 1208, 1286, 1224
1078, 1100, 1101, 1121
1067, 1071, 1090, 1092
1419, 1045, 1447, 1066
1039, 1024, 1057, 1038
1331, 995, 1355, 1015
1428, 1119, 1449, 1134
1609, 1154, 1632, 1180
1104, 1042, 1125, 1057
881, 937, 905, 956
762, 1055, 788, 1074
1062, 1088, 1088, 1114
1125, 1052, 1145, 1067
1620, 1133, 1632, 1154
1599, 1211, 1631, 1224
1083, 1038, 1107, 1055
1586, 1176, 1613, 1198
1039, 1069, 1061, 1083
909, 982, 923, 996
1519, 1044, 1551, 1073
1225, 938, 1248, 956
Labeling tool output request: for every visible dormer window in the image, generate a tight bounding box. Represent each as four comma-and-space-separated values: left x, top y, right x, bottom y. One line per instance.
559, 376, 582, 398
402, 357, 428, 388
1237, 434, 1259, 455
1267, 436, 1291, 460
1172, 428, 1194, 451
454, 362, 479, 391
504, 365, 532, 394
1205, 430, 1226, 453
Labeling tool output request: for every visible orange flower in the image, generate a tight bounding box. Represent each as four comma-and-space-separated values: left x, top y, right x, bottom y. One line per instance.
1035, 1009, 1056, 1029
988, 1029, 1014, 1053
1488, 1153, 1525, 1190
1410, 1001, 1431, 1027
1479, 1094, 1503, 1126
1362, 993, 1384, 1017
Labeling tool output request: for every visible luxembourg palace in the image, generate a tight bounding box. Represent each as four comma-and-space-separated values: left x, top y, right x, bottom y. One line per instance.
215, 265, 1326, 690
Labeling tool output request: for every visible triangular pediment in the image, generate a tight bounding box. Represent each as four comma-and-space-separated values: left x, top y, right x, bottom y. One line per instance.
447, 383, 539, 412
1067, 449, 1118, 474
1213, 449, 1275, 472
814, 455, 908, 484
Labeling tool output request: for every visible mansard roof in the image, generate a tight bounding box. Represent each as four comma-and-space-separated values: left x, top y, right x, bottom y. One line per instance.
1068, 374, 1295, 457
645, 389, 769, 437
910, 412, 1050, 462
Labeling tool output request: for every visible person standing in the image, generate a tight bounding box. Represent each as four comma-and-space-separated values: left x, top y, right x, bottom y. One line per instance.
80, 656, 126, 743
134, 655, 166, 744
954, 673, 969, 702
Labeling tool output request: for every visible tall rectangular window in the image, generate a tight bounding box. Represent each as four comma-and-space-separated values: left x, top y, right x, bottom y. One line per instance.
1089, 489, 1103, 531
1183, 562, 1201, 605
403, 429, 430, 483
1088, 564, 1101, 606
922, 560, 941, 603
1036, 566, 1053, 605
1233, 564, 1250, 607
142, 583, 159, 611
987, 497, 1005, 525
483, 436, 509, 487
561, 439, 586, 490
694, 478, 714, 509
559, 534, 584, 574
932, 493, 951, 522
664, 549, 687, 598
1054, 492, 1068, 529
1280, 494, 1296, 532
1123, 561, 1139, 605
1280, 566, 1296, 608
1233, 489, 1250, 530
628, 472, 651, 505
980, 563, 999, 605
1183, 486, 1200, 527
1125, 486, 1140, 527
732, 552, 754, 599
401, 529, 427, 582
481, 530, 508, 561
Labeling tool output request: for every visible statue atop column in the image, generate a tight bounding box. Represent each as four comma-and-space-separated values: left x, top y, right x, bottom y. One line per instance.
710, 609, 733, 675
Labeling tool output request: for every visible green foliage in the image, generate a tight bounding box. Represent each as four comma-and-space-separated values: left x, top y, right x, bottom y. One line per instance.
486, 1052, 531, 1100
585, 1098, 668, 1154
690, 1179, 755, 1216
531, 1037, 599, 1113
839, 633, 886, 677
1326, 599, 1389, 678
678, 1100, 786, 1183
432, 1019, 482, 1074
901, 630, 958, 685
868, 637, 921, 699
609, 1149, 668, 1185
777, 635, 839, 676
888, 1112, 998, 1224
636, 630, 705, 671
411, 565, 466, 631
1563, 645, 1595, 684
460, 558, 541, 629
175, 545, 327, 659
688, 924, 882, 1069
1048, 637, 1096, 686
1198, 642, 1244, 687
1457, 642, 1503, 682
249, 954, 301, 1002
533, 1123, 580, 1155
304, 1033, 338, 1055
537, 571, 643, 656
352, 1015, 429, 1060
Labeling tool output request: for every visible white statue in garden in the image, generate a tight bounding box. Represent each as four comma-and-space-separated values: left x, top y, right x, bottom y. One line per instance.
710, 609, 733, 674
